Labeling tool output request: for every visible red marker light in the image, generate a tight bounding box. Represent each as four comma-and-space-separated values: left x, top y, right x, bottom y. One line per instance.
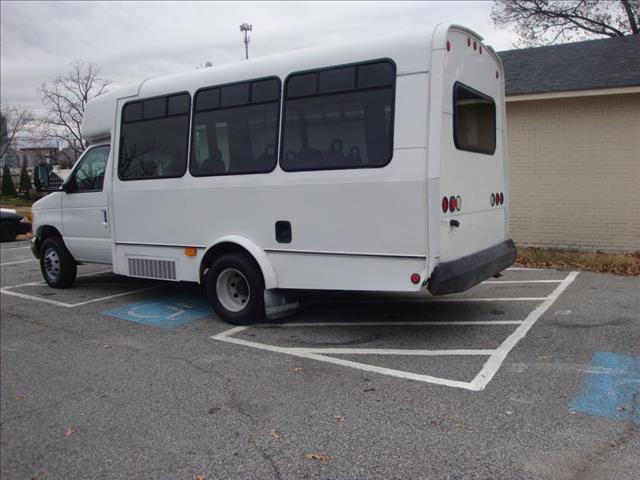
449, 196, 457, 213
446, 40, 451, 51
411, 273, 421, 285
442, 196, 449, 213
500, 193, 504, 205
467, 37, 471, 47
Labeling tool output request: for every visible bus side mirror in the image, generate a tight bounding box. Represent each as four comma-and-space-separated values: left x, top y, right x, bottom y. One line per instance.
35, 164, 49, 192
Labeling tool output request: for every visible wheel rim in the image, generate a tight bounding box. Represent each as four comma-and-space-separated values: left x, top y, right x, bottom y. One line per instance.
216, 268, 250, 313
43, 247, 61, 281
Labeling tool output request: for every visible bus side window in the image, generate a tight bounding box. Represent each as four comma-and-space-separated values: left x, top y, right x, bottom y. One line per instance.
190, 78, 281, 176
281, 60, 395, 172
118, 93, 191, 180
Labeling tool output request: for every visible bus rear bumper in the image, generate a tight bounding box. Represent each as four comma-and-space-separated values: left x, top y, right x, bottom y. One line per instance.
427, 239, 517, 296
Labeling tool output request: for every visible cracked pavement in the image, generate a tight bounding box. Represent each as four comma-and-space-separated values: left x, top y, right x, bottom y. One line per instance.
1, 240, 639, 479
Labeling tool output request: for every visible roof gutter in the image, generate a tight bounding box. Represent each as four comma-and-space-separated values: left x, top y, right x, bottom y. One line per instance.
506, 85, 640, 102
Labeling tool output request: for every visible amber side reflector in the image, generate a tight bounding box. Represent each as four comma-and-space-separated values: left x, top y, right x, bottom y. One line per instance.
184, 247, 197, 257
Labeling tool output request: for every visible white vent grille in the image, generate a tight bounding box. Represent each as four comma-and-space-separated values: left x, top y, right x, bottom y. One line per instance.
127, 257, 176, 280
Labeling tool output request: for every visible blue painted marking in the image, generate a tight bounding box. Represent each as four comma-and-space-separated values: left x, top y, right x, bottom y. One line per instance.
102, 296, 213, 328
570, 352, 640, 424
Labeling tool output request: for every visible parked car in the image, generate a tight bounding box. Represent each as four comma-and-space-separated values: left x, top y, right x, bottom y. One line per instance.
0, 209, 32, 242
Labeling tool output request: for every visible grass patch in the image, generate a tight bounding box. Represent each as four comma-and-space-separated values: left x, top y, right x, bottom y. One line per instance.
516, 247, 640, 276
0, 195, 35, 208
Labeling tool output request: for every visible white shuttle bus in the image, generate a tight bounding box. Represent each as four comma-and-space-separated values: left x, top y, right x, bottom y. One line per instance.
31, 24, 516, 325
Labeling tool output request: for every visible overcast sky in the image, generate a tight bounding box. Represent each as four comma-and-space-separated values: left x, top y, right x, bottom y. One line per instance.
1, 1, 517, 112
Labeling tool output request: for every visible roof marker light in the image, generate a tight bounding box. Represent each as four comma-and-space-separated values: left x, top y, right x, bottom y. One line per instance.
496, 71, 499, 79
473, 40, 477, 50
479, 45, 483, 54
467, 37, 471, 47
446, 40, 451, 51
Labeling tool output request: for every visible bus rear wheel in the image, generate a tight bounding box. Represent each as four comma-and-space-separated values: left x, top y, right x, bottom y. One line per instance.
206, 253, 265, 325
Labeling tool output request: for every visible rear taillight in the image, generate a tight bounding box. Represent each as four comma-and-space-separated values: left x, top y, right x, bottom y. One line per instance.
442, 196, 449, 213
500, 193, 504, 205
449, 196, 457, 213
456, 195, 462, 211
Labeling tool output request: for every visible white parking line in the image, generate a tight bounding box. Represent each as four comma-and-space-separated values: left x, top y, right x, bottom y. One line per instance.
0, 270, 163, 307
291, 348, 495, 356
264, 320, 523, 327
212, 271, 580, 391
0, 259, 37, 266
328, 297, 548, 304
212, 327, 485, 389
468, 271, 579, 390
482, 280, 562, 284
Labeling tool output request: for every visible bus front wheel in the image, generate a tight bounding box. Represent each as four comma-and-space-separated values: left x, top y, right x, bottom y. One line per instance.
206, 253, 265, 325
40, 236, 77, 288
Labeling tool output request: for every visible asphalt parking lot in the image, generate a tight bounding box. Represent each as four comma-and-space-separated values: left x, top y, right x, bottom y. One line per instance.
1, 239, 638, 480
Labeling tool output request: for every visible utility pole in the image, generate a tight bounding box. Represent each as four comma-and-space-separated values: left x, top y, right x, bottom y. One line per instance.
239, 23, 252, 60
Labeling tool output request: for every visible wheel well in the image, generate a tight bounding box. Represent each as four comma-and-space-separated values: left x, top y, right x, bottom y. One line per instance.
200, 242, 264, 284
34, 225, 63, 254
37, 225, 62, 241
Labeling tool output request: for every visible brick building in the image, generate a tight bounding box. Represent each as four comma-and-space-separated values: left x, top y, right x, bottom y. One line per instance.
499, 36, 640, 252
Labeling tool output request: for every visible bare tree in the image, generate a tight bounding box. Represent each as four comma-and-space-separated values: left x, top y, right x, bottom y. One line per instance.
38, 60, 111, 162
0, 104, 34, 160
491, 0, 640, 46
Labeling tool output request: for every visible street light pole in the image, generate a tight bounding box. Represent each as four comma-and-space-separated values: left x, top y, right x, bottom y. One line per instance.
239, 23, 252, 60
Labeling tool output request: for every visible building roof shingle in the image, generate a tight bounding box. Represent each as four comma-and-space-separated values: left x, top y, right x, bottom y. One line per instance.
498, 35, 640, 96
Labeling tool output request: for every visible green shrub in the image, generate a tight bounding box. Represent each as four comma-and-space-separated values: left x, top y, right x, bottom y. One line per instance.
19, 164, 31, 198
1, 165, 17, 196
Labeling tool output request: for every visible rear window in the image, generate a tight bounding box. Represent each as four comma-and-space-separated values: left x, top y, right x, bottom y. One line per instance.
453, 82, 496, 155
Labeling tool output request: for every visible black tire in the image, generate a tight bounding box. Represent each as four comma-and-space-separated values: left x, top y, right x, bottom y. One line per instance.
39, 236, 77, 288
206, 253, 265, 325
0, 221, 17, 242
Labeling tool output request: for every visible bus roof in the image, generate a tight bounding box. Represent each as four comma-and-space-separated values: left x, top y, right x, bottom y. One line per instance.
82, 24, 488, 143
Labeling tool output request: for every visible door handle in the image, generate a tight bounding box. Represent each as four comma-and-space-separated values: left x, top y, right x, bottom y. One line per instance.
101, 209, 108, 226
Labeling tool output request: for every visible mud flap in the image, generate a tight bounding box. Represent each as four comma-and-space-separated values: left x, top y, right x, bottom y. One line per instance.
264, 289, 301, 320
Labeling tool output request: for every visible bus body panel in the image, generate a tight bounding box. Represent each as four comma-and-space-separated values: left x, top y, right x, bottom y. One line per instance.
33, 25, 515, 296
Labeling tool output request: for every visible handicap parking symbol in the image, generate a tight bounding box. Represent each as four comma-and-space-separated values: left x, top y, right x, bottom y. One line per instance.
570, 352, 640, 424
102, 297, 214, 328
